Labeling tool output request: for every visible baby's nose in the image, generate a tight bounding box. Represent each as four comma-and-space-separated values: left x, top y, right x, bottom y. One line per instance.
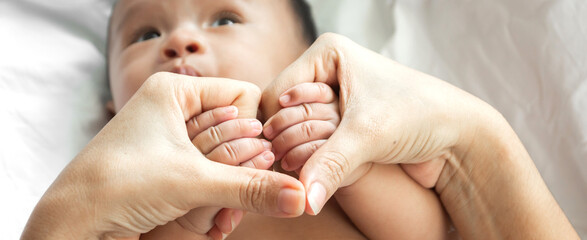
162, 31, 203, 59
164, 43, 198, 58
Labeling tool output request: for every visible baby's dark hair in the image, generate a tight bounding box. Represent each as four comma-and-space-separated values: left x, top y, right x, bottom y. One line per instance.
289, 0, 318, 45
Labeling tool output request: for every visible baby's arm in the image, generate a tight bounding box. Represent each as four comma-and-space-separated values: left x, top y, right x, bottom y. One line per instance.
335, 164, 452, 239
142, 106, 273, 240
266, 83, 451, 239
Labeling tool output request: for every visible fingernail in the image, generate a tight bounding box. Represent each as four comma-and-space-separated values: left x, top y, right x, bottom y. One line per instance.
263, 151, 274, 162
250, 120, 262, 131
222, 233, 228, 240
225, 106, 238, 115
263, 125, 273, 138
279, 94, 291, 105
262, 141, 272, 150
281, 158, 289, 170
308, 182, 326, 215
278, 188, 303, 215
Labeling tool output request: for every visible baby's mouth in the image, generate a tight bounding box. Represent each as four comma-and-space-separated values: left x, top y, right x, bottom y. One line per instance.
172, 65, 201, 77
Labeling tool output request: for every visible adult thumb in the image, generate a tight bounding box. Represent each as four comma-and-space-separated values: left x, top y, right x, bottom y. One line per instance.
297, 124, 370, 215
196, 160, 307, 218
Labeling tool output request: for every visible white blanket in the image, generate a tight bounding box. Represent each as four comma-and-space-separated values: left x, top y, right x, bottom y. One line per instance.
1, 0, 585, 238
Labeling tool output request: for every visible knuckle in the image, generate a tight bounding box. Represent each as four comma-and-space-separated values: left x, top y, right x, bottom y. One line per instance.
208, 126, 223, 143
309, 141, 321, 153
320, 151, 350, 188
239, 172, 271, 213
221, 143, 239, 164
317, 83, 330, 98
189, 116, 202, 133
300, 103, 313, 119
317, 32, 341, 44
300, 121, 314, 139
236, 119, 249, 134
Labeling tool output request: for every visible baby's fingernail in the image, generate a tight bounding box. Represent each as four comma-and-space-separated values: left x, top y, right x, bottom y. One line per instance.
279, 94, 291, 105
225, 106, 238, 115
262, 141, 272, 150
278, 188, 304, 215
281, 159, 289, 170
307, 182, 326, 215
263, 151, 274, 162
250, 120, 262, 131
264, 125, 273, 138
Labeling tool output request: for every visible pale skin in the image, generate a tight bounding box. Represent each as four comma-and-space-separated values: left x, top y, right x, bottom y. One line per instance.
108, 0, 449, 239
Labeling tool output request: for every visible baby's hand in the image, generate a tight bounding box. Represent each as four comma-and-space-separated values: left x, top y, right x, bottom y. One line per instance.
167, 106, 273, 240
187, 105, 274, 169
264, 82, 340, 172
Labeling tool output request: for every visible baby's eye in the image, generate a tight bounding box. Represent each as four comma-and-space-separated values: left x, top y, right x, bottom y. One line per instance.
211, 17, 237, 27
136, 30, 161, 43
210, 12, 241, 27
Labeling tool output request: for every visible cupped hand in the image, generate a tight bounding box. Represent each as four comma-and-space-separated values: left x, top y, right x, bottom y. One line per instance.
22, 72, 306, 240
261, 33, 488, 215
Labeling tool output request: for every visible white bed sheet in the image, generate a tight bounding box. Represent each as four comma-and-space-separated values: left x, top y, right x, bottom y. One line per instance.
1, 0, 585, 238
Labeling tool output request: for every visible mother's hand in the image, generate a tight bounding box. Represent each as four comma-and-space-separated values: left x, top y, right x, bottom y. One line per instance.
262, 33, 479, 212
261, 33, 578, 239
22, 72, 305, 240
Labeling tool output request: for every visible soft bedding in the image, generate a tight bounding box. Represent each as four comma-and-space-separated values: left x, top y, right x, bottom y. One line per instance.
1, 0, 585, 238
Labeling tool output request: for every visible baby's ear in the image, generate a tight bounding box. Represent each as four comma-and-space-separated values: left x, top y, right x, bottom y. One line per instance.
106, 100, 116, 116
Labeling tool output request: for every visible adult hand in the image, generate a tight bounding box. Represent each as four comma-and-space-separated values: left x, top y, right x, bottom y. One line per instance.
261, 33, 578, 239
22, 72, 305, 240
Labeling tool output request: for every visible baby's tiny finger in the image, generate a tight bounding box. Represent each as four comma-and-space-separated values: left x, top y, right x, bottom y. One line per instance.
240, 151, 275, 170
187, 106, 238, 140
272, 120, 336, 160
207, 138, 272, 165
195, 119, 263, 154
264, 103, 340, 140
281, 140, 326, 171
279, 82, 336, 107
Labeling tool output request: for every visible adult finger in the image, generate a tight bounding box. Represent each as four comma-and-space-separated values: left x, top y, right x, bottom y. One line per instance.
157, 72, 261, 121
297, 124, 372, 215
189, 159, 306, 218
260, 34, 344, 119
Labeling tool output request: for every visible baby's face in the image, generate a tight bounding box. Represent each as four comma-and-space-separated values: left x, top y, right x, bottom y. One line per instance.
109, 0, 308, 111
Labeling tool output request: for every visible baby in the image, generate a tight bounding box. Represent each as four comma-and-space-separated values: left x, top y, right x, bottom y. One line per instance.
107, 0, 451, 239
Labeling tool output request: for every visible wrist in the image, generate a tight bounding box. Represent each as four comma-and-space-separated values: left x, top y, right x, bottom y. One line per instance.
22, 157, 101, 239
22, 188, 99, 239
435, 102, 577, 238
